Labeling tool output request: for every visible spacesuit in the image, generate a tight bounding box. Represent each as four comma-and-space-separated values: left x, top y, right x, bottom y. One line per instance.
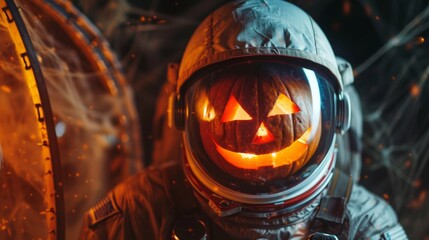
80, 0, 407, 239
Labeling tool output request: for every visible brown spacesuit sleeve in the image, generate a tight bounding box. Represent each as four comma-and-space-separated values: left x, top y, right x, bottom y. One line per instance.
79, 185, 128, 240
79, 168, 175, 240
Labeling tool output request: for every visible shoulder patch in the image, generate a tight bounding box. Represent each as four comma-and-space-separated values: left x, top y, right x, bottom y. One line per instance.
88, 196, 120, 227
380, 225, 408, 240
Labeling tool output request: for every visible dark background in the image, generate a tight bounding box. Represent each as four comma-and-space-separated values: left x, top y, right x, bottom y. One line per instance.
72, 0, 429, 238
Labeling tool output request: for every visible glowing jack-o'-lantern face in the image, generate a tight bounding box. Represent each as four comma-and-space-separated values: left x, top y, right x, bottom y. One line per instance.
214, 93, 310, 169
193, 64, 322, 182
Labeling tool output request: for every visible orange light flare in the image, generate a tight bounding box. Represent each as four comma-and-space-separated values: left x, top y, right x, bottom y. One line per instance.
342, 0, 351, 15
215, 128, 311, 169
412, 179, 422, 188
139, 15, 166, 24
410, 83, 421, 97
416, 36, 425, 45
203, 106, 215, 121
197, 96, 216, 121
404, 160, 412, 168
408, 190, 427, 209
1, 85, 11, 93
382, 193, 390, 201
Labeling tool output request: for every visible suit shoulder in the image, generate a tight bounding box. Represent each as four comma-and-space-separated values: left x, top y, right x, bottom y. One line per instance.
346, 184, 407, 239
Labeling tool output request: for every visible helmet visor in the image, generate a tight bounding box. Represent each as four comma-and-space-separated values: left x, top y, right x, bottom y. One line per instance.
184, 60, 336, 195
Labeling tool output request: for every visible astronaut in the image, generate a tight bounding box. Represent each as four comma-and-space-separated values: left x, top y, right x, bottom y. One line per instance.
80, 0, 407, 239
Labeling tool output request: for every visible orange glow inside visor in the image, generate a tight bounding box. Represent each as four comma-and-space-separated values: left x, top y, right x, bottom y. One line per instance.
214, 128, 311, 169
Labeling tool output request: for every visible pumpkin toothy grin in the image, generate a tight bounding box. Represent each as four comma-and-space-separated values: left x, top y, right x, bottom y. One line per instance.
213, 128, 311, 169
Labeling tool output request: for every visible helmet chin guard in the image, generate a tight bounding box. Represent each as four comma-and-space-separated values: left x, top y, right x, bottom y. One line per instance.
183, 138, 337, 217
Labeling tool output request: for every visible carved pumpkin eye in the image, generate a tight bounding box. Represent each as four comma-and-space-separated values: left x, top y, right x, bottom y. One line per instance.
221, 95, 253, 123
267, 93, 300, 117
221, 93, 299, 123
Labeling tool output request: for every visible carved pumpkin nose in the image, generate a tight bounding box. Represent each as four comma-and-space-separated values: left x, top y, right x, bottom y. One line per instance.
252, 122, 274, 145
